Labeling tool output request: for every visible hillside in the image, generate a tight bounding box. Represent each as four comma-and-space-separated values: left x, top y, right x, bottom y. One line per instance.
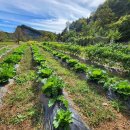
59, 0, 130, 45
0, 31, 14, 42
0, 25, 57, 42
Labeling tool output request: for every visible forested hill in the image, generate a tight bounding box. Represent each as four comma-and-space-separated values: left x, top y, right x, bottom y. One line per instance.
15, 25, 57, 41
59, 0, 130, 45
0, 25, 57, 42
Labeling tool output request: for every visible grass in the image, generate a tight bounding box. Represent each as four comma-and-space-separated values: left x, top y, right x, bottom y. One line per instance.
0, 47, 9, 55
0, 45, 18, 63
0, 41, 16, 46
110, 100, 127, 112
0, 47, 43, 129
40, 49, 116, 128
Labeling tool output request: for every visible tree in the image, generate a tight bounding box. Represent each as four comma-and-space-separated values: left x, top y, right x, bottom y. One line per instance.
0, 32, 7, 42
107, 29, 121, 43
111, 15, 130, 41
95, 5, 116, 27
14, 27, 25, 44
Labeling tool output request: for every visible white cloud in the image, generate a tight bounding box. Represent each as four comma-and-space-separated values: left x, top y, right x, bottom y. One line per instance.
0, 0, 106, 33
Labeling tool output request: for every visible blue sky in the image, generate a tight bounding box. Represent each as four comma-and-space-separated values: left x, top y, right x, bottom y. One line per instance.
0, 0, 105, 33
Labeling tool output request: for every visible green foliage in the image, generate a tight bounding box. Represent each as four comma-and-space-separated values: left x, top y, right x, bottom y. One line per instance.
0, 47, 9, 55
110, 100, 126, 112
67, 59, 78, 67
104, 78, 130, 96
31, 44, 73, 129
0, 44, 26, 84
85, 43, 130, 71
0, 63, 15, 84
59, 0, 130, 44
34, 54, 45, 64
53, 109, 73, 129
107, 29, 121, 42
48, 96, 69, 108
87, 69, 107, 82
74, 63, 87, 73
112, 15, 130, 41
15, 71, 36, 84
10, 114, 28, 124
43, 42, 130, 97
0, 31, 11, 42
61, 55, 70, 62
94, 5, 116, 27
38, 68, 53, 78
113, 80, 130, 96
4, 54, 22, 64
42, 75, 64, 98
103, 77, 118, 89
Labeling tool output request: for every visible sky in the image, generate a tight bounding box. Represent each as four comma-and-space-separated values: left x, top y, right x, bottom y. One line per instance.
0, 0, 105, 33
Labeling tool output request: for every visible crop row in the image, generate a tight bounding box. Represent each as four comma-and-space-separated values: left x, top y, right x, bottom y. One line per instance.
0, 47, 10, 56
41, 44, 130, 98
31, 44, 73, 129
0, 44, 27, 84
43, 42, 130, 72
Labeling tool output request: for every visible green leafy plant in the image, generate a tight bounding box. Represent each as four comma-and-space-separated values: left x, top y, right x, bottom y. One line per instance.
0, 63, 15, 84
4, 54, 22, 64
113, 80, 130, 96
56, 53, 64, 59
38, 68, 53, 78
53, 109, 73, 129
103, 77, 118, 90
42, 75, 64, 98
87, 68, 107, 82
74, 63, 87, 73
67, 59, 78, 67
48, 95, 69, 108
61, 55, 70, 62
34, 54, 45, 64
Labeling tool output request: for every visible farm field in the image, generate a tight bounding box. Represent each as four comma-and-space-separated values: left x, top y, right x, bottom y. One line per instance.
1, 0, 130, 129
0, 42, 130, 130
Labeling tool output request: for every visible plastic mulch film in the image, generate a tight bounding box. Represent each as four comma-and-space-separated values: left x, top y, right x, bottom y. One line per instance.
41, 94, 90, 130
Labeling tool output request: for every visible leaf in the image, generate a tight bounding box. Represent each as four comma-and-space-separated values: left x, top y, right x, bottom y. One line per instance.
53, 120, 60, 128
48, 99, 56, 107
53, 109, 73, 129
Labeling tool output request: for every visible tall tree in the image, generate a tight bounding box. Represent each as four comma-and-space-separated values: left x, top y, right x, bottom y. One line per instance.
14, 27, 24, 44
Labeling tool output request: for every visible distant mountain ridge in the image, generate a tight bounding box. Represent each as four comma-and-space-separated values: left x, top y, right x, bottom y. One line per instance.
0, 25, 57, 42
15, 25, 57, 41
